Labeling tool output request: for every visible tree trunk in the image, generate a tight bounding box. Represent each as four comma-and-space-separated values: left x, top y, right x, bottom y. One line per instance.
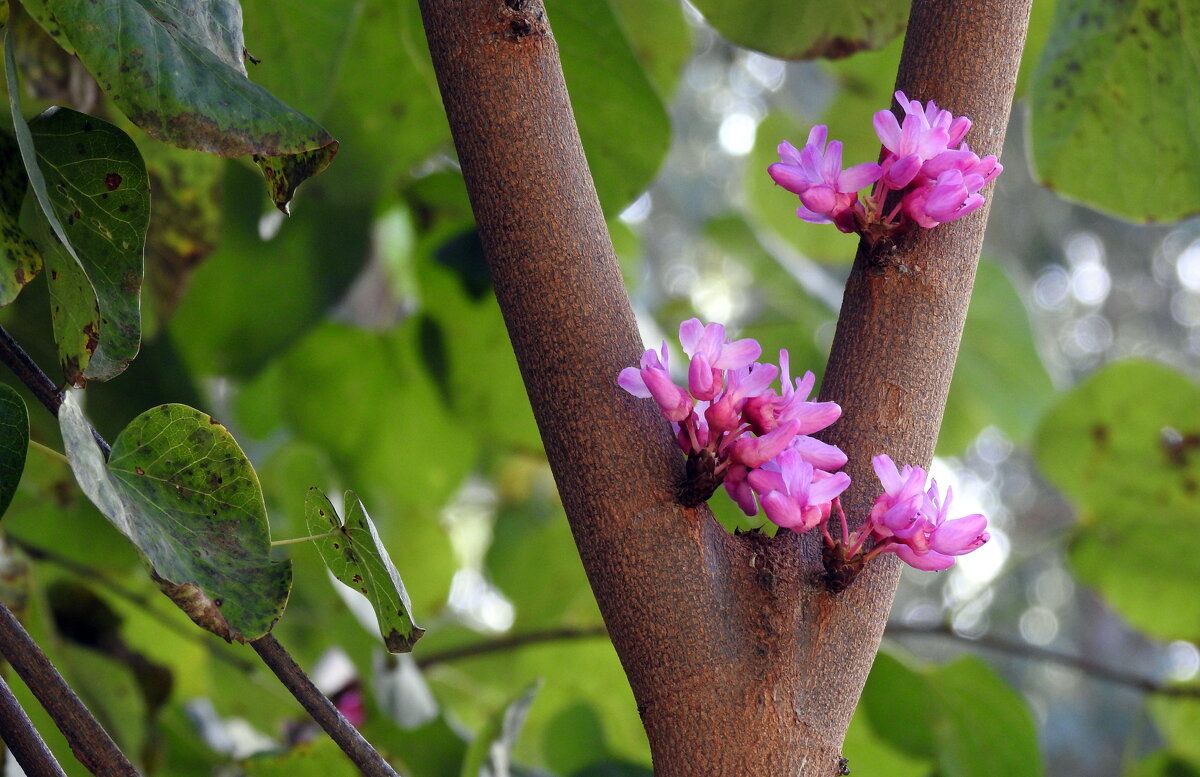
416, 1, 1030, 775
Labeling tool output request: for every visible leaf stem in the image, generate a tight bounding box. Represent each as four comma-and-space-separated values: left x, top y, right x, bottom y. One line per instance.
270, 529, 342, 547
28, 439, 69, 466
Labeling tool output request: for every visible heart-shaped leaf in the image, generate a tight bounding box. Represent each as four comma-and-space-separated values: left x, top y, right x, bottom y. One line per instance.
59, 394, 292, 642
27, 106, 149, 384
1030, 0, 1200, 222
36, 0, 337, 210
306, 488, 424, 653
0, 129, 42, 306
0, 383, 27, 519
1034, 360, 1200, 640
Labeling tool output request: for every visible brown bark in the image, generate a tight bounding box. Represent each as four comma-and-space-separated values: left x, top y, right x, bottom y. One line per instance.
416, 1, 1030, 775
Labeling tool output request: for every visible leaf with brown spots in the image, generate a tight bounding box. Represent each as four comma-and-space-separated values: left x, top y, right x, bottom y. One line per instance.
253, 143, 339, 215
1030, 0, 1200, 221
686, 0, 906, 60
1035, 360, 1200, 641
25, 106, 149, 383
42, 0, 336, 208
305, 487, 424, 653
58, 395, 292, 642
0, 129, 42, 307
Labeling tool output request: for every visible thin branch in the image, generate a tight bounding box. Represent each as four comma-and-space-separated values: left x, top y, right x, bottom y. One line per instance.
0, 323, 110, 457
887, 622, 1200, 697
250, 634, 399, 777
415, 621, 1200, 700
415, 625, 609, 670
0, 601, 140, 777
0, 674, 69, 777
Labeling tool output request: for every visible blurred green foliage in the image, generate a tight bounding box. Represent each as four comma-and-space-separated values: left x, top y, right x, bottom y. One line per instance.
0, 1, 1197, 776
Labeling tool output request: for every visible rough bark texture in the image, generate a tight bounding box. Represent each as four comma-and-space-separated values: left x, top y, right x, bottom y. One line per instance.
417, 1, 1030, 775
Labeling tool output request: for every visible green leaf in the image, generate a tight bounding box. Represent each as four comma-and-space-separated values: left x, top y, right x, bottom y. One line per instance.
0, 383, 27, 518
1151, 694, 1200, 766
859, 651, 936, 759
135, 133, 224, 333
551, 0, 670, 215
241, 0, 450, 200
687, 0, 907, 59
606, 0, 692, 101
253, 145, 338, 215
486, 480, 601, 631
423, 634, 647, 772
58, 394, 292, 642
0, 129, 42, 306
28, 106, 149, 383
1030, 0, 1200, 222
927, 656, 1043, 777
260, 321, 471, 614
243, 738, 360, 777
842, 710, 930, 777
305, 488, 425, 653
169, 161, 371, 379
1125, 752, 1200, 777
938, 260, 1055, 454
45, 0, 337, 208
1034, 360, 1200, 641
417, 229, 543, 454
461, 681, 542, 777
17, 0, 73, 54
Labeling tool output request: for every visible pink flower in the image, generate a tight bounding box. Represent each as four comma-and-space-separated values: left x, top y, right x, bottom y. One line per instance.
864, 456, 990, 570
705, 362, 778, 438
617, 342, 692, 422
768, 125, 880, 228
742, 350, 842, 437
749, 449, 850, 533
901, 169, 987, 228
679, 319, 761, 401
729, 420, 800, 469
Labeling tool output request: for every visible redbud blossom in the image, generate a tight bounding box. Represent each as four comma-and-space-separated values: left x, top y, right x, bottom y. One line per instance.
863, 455, 990, 571
769, 90, 1001, 244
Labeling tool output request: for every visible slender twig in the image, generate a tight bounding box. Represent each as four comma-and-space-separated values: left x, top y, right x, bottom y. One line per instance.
413, 620, 1200, 699
6, 536, 256, 675
250, 634, 400, 777
0, 324, 63, 418
0, 674, 70, 777
0, 601, 140, 776
0, 323, 110, 457
887, 622, 1200, 698
415, 625, 609, 670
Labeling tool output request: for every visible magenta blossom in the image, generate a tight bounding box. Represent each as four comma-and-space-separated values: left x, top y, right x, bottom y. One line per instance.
902, 169, 987, 228
768, 125, 881, 231
749, 449, 850, 533
856, 455, 990, 571
769, 91, 1001, 246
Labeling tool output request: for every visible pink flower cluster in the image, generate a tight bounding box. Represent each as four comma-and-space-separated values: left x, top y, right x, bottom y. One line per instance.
618, 319, 848, 518
768, 91, 1002, 242
838, 456, 991, 571
619, 320, 990, 579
